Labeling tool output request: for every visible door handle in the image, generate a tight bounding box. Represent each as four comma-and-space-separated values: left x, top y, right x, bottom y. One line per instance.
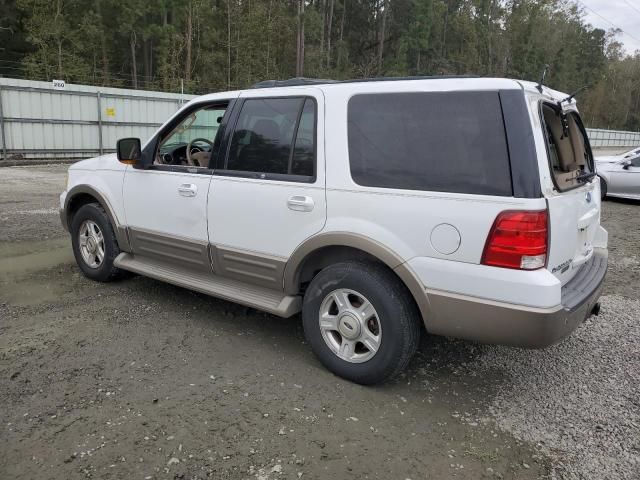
287, 195, 314, 212
178, 183, 197, 197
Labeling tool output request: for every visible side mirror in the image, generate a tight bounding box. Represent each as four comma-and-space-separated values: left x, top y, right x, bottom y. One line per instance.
116, 138, 142, 165
622, 160, 631, 170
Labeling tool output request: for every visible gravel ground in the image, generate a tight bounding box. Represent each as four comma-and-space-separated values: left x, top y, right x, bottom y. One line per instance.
1, 165, 639, 479
0, 164, 68, 243
464, 191, 640, 480
472, 297, 640, 479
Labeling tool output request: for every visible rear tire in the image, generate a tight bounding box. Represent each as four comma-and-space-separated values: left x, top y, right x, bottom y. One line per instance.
599, 176, 607, 200
302, 261, 421, 385
70, 203, 125, 282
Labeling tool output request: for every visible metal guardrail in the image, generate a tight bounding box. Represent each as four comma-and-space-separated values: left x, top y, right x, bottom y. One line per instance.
586, 128, 640, 148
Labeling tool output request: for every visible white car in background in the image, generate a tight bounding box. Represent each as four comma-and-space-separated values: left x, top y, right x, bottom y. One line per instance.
596, 146, 640, 164
596, 147, 640, 200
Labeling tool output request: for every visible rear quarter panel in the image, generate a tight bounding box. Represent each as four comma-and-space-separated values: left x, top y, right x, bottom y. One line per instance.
322, 81, 548, 287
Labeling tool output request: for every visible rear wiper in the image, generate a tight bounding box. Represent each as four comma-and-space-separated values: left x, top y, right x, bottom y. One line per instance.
568, 171, 597, 183
558, 85, 589, 109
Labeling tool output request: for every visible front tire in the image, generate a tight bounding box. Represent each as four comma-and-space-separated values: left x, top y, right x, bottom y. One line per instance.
599, 176, 607, 200
302, 261, 421, 385
70, 203, 125, 282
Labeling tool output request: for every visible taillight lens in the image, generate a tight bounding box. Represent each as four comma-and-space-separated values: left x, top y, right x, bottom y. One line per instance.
481, 210, 548, 270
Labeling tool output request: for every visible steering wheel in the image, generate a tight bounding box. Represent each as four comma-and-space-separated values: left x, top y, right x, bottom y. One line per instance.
186, 138, 214, 166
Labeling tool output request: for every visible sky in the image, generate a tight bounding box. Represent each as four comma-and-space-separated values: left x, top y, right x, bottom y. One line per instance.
579, 0, 640, 53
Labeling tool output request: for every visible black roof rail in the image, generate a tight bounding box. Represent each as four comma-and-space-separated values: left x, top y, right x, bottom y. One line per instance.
339, 75, 480, 84
249, 78, 338, 89
249, 75, 480, 89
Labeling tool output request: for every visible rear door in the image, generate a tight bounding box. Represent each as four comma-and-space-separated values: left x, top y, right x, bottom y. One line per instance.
539, 101, 601, 284
207, 88, 326, 290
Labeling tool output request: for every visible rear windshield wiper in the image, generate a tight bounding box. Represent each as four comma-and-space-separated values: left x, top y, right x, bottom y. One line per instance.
568, 171, 597, 183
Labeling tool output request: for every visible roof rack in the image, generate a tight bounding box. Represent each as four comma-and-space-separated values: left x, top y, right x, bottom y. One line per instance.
249, 78, 338, 89
249, 75, 480, 89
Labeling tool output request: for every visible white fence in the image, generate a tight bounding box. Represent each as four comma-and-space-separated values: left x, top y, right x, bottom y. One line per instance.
585, 128, 640, 148
0, 77, 638, 162
0, 78, 196, 161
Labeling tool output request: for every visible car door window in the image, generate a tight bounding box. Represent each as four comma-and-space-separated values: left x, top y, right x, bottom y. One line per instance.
224, 97, 316, 181
156, 104, 228, 169
291, 99, 315, 176
630, 155, 640, 167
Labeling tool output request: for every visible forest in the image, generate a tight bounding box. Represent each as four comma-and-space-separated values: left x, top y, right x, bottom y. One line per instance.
1, 0, 639, 130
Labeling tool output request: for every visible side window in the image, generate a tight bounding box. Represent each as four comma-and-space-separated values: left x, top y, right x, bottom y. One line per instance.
156, 103, 228, 168
631, 155, 640, 167
225, 97, 316, 179
291, 99, 315, 176
347, 91, 512, 196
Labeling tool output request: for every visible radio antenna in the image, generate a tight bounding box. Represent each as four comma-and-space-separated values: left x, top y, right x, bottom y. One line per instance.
536, 64, 550, 93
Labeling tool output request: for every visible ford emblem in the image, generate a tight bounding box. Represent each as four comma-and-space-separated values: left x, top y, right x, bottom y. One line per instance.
586, 191, 592, 203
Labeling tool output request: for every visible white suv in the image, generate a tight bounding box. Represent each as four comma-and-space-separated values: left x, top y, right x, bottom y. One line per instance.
60, 77, 608, 384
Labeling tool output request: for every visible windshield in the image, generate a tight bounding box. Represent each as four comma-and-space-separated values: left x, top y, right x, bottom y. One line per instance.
623, 147, 640, 158
541, 103, 594, 192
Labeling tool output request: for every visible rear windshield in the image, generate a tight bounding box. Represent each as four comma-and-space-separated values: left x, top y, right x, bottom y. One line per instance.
347, 91, 513, 196
541, 103, 593, 192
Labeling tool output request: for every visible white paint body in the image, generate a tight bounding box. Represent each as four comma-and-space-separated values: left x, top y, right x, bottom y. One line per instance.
62, 77, 608, 312
123, 169, 212, 243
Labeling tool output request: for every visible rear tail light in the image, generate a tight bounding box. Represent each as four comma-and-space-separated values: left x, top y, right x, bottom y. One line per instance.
481, 210, 548, 270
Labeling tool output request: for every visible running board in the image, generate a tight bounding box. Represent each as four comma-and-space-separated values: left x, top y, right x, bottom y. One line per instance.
114, 253, 301, 317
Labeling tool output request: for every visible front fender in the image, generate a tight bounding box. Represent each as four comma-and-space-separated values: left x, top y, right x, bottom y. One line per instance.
63, 182, 130, 251
597, 170, 612, 184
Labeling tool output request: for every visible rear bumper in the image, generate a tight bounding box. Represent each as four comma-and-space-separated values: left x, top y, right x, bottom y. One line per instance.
424, 249, 608, 348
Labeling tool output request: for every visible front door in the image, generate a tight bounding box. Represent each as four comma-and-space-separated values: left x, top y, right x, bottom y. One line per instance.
611, 155, 640, 197
123, 100, 232, 271
207, 89, 326, 289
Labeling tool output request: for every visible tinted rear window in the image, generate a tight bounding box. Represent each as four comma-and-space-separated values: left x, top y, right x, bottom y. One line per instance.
348, 91, 513, 196
227, 98, 302, 175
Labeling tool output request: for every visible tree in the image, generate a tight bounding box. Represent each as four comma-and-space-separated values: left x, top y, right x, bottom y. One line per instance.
296, 0, 305, 77
7, 0, 640, 130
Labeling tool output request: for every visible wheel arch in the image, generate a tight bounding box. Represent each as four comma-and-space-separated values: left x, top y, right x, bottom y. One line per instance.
283, 233, 431, 324
64, 185, 130, 251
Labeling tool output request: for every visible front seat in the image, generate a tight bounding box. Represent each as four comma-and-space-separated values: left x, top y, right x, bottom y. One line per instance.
237, 119, 285, 173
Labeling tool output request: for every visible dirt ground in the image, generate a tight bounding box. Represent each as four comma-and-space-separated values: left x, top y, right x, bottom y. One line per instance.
0, 165, 638, 480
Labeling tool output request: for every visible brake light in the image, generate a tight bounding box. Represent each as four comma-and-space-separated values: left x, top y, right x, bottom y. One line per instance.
481, 210, 548, 270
